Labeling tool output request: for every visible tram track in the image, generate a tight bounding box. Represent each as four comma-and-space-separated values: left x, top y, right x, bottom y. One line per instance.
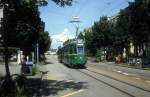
86, 68, 150, 92
77, 68, 150, 97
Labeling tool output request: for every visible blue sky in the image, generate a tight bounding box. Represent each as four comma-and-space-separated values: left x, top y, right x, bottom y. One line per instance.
39, 0, 134, 49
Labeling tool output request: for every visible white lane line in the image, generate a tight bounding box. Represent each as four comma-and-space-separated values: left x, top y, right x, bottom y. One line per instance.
122, 72, 129, 75
146, 81, 150, 84
135, 77, 141, 80
64, 80, 74, 82
116, 70, 131, 76
117, 70, 123, 73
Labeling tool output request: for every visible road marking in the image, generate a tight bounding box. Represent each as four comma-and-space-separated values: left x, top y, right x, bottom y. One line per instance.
47, 74, 66, 80
135, 77, 141, 80
117, 70, 123, 73
116, 70, 131, 76
60, 90, 84, 97
146, 81, 150, 84
122, 72, 129, 75
47, 76, 57, 80
64, 80, 74, 82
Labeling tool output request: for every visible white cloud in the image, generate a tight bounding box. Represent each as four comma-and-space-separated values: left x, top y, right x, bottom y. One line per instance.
51, 28, 74, 42
51, 28, 75, 49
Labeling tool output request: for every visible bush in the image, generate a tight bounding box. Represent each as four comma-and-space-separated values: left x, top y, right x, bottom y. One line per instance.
95, 49, 104, 62
32, 66, 38, 75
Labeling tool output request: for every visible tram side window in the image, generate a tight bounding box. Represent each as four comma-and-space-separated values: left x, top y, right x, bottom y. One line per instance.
64, 47, 67, 55
70, 45, 75, 54
73, 45, 77, 54
69, 46, 72, 54
66, 46, 69, 54
77, 46, 84, 54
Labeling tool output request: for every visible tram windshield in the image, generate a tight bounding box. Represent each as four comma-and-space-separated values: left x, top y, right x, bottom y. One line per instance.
77, 46, 84, 54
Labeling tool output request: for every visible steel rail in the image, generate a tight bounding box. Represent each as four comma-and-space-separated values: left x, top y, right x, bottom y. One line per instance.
85, 68, 150, 92
78, 69, 136, 97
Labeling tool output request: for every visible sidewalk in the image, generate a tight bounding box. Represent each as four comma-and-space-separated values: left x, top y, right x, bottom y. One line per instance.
25, 61, 87, 97
101, 62, 150, 80
87, 57, 150, 71
106, 61, 150, 71
0, 62, 21, 76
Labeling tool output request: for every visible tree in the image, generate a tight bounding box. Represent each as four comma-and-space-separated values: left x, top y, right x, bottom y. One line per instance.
0, 0, 74, 78
79, 28, 95, 56
92, 17, 114, 48
91, 16, 115, 59
39, 31, 51, 55
80, 16, 116, 57
14, 3, 41, 52
52, 0, 73, 7
127, 0, 150, 57
114, 9, 130, 56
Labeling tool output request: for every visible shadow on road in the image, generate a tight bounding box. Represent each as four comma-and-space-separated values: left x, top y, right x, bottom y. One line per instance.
63, 64, 87, 69
45, 61, 53, 64
26, 78, 88, 97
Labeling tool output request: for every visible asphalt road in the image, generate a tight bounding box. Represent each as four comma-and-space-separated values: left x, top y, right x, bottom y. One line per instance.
1, 55, 150, 97
89, 61, 150, 80
38, 55, 150, 97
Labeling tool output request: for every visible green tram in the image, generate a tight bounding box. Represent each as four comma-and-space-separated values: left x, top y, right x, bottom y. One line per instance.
57, 39, 86, 67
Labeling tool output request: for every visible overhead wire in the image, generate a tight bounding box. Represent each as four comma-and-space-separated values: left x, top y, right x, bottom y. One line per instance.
68, 0, 132, 35
104, 0, 131, 16
100, 0, 117, 16
69, 0, 79, 17
76, 0, 89, 16
77, 0, 132, 33
49, 11, 70, 18
88, 0, 131, 23
67, 0, 83, 38
69, 0, 90, 34
85, 0, 115, 28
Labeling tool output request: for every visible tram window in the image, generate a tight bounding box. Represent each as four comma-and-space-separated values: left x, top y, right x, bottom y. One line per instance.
73, 46, 77, 54
70, 45, 73, 54
77, 46, 84, 54
71, 45, 76, 54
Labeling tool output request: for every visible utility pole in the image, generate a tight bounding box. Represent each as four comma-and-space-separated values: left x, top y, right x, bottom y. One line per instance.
70, 16, 80, 40
36, 43, 39, 66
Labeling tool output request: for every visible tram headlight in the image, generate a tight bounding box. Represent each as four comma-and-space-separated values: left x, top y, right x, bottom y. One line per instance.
80, 57, 82, 59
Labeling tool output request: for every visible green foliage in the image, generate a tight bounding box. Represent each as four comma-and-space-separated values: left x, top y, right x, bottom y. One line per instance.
0, 75, 31, 97
113, 9, 130, 55
80, 16, 115, 56
128, 0, 150, 44
92, 16, 114, 48
39, 31, 51, 54
32, 66, 38, 75
52, 0, 73, 7
95, 49, 104, 62
1, 0, 51, 54
80, 0, 150, 59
